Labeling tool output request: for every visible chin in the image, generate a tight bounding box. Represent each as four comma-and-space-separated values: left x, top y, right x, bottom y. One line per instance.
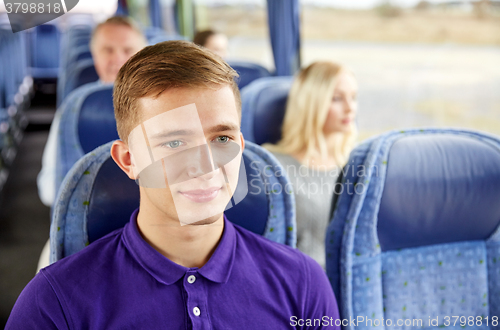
185, 213, 224, 226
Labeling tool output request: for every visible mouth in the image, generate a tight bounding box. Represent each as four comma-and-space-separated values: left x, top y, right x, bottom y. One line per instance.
341, 118, 352, 125
179, 187, 222, 203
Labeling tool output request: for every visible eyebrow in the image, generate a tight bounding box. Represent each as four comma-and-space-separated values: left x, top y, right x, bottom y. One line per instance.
206, 123, 240, 134
145, 123, 239, 140
148, 129, 196, 140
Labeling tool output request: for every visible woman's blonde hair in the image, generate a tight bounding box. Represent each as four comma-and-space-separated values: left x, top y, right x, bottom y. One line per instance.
265, 61, 357, 167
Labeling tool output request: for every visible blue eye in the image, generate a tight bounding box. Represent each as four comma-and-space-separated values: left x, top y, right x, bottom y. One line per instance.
163, 140, 183, 149
214, 136, 230, 144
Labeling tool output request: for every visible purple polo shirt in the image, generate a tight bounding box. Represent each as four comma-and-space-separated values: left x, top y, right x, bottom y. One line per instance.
7, 210, 340, 329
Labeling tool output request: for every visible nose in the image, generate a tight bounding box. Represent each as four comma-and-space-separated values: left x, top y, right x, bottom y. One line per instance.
110, 50, 128, 68
186, 144, 216, 180
344, 97, 357, 115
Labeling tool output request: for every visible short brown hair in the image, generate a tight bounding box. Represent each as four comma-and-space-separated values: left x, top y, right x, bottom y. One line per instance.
193, 30, 217, 47
113, 40, 241, 141
90, 16, 146, 50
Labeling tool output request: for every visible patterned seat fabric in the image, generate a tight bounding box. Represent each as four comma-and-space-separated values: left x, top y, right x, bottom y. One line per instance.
325, 128, 500, 330
51, 140, 296, 263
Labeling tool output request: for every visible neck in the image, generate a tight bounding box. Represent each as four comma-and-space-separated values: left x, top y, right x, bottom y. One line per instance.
136, 199, 224, 269
292, 133, 343, 170
324, 131, 343, 152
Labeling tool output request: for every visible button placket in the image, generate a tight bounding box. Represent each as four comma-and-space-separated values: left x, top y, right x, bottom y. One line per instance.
184, 271, 209, 329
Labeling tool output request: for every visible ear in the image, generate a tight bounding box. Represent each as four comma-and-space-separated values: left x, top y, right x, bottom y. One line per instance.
239, 132, 245, 152
110, 140, 137, 180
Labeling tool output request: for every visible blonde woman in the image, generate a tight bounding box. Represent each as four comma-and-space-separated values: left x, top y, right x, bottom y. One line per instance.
265, 61, 358, 267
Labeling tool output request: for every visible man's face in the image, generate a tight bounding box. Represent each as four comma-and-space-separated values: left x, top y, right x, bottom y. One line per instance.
128, 85, 243, 226
91, 24, 145, 83
204, 34, 228, 58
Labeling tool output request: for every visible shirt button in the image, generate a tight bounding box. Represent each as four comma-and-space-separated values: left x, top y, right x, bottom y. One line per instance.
193, 307, 201, 316
187, 275, 196, 284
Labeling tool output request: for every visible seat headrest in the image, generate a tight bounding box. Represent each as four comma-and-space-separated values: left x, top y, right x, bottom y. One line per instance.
87, 157, 140, 243
78, 86, 117, 154
37, 24, 58, 33
75, 64, 98, 89
240, 76, 293, 145
378, 133, 500, 251
227, 61, 272, 90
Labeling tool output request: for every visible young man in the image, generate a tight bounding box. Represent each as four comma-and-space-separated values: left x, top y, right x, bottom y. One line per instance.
7, 41, 340, 329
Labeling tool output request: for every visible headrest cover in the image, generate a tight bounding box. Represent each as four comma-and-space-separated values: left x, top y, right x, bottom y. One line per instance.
78, 87, 117, 154
88, 158, 139, 243
378, 134, 500, 251
252, 81, 291, 145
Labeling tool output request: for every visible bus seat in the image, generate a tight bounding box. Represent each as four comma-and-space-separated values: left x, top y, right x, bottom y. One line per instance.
58, 46, 92, 102
61, 59, 98, 104
227, 61, 272, 90
50, 140, 296, 263
240, 76, 293, 145
65, 46, 92, 69
56, 85, 114, 191
30, 23, 60, 79
77, 87, 117, 154
0, 26, 30, 151
64, 33, 91, 50
325, 128, 500, 325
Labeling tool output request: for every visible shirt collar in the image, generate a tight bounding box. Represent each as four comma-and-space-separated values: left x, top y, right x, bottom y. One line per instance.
123, 209, 236, 285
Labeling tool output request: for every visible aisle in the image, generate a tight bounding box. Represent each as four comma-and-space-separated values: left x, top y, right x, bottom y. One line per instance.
0, 92, 54, 327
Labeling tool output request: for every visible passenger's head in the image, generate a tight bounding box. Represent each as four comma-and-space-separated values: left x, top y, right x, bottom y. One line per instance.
111, 41, 242, 226
90, 16, 147, 83
193, 30, 228, 58
270, 61, 358, 167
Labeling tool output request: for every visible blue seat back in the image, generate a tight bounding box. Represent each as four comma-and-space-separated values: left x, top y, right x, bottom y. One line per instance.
65, 46, 91, 70
31, 23, 60, 69
227, 61, 272, 90
62, 59, 98, 102
240, 76, 293, 145
51, 140, 296, 262
78, 87, 117, 154
0, 26, 19, 107
56, 84, 113, 191
325, 128, 500, 328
